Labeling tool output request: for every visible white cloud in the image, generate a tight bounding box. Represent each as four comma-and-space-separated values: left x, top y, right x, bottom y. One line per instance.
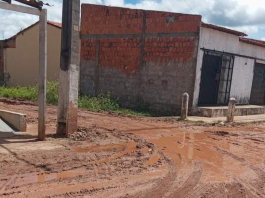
104, 0, 124, 6
232, 26, 259, 34
0, 0, 265, 39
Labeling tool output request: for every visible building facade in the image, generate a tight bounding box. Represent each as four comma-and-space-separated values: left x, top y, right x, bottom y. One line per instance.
0, 21, 61, 87
2, 5, 262, 112
194, 24, 265, 107
80, 4, 201, 111
80, 4, 265, 112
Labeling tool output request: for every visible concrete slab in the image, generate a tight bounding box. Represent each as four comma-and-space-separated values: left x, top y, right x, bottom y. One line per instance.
0, 140, 65, 154
0, 109, 27, 132
198, 105, 265, 117
188, 114, 265, 124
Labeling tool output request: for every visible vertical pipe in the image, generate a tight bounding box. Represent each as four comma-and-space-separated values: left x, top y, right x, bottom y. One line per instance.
38, 9, 47, 141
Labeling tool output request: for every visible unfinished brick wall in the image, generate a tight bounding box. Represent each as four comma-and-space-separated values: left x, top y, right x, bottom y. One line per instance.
80, 4, 201, 111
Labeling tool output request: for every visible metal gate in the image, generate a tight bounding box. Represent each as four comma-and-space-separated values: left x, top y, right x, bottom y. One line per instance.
198, 51, 234, 106
250, 63, 265, 105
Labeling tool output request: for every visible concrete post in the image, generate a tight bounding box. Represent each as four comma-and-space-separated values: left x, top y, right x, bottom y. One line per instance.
38, 9, 47, 141
181, 93, 189, 120
227, 98, 236, 123
57, 0, 80, 136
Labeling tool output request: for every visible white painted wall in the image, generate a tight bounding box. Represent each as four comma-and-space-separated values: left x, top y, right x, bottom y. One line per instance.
230, 57, 255, 104
193, 27, 265, 107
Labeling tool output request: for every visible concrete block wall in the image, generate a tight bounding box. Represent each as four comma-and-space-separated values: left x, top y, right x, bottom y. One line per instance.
80, 4, 201, 112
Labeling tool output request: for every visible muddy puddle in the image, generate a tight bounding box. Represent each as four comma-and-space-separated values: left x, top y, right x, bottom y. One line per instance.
1, 99, 265, 197
0, 140, 157, 192
147, 130, 265, 183
145, 154, 160, 166
0, 169, 84, 191
72, 141, 138, 165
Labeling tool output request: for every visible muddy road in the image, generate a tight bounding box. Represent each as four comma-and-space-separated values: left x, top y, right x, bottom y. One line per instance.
0, 99, 265, 197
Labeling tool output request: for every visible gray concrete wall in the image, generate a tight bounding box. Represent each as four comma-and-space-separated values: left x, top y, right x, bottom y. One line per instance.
81, 54, 198, 112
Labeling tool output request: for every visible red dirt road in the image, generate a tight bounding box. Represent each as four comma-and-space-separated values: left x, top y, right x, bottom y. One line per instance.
0, 99, 265, 198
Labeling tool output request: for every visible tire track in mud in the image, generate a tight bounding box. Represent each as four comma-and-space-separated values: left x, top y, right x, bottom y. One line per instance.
249, 166, 265, 196
214, 146, 265, 197
166, 161, 203, 198
233, 177, 264, 198
129, 154, 177, 198
250, 165, 265, 182
183, 183, 213, 198
214, 146, 246, 163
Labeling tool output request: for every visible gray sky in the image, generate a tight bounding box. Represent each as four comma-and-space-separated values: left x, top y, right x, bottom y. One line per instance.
0, 0, 265, 40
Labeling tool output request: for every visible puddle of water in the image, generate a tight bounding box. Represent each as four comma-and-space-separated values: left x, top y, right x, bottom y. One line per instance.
145, 154, 160, 166
1, 167, 168, 198
0, 169, 84, 190
140, 147, 150, 153
147, 131, 257, 182
89, 141, 137, 165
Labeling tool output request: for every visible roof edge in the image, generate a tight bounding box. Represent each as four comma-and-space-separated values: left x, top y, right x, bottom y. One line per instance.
5, 21, 62, 41
240, 38, 265, 48
202, 22, 248, 37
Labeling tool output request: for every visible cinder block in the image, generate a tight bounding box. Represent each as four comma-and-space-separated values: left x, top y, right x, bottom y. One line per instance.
0, 110, 27, 132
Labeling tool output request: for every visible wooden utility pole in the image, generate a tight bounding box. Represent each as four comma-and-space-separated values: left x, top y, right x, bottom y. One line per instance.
57, 0, 80, 136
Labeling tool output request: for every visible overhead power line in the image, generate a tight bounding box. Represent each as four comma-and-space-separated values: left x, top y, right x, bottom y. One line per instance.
183, 0, 196, 14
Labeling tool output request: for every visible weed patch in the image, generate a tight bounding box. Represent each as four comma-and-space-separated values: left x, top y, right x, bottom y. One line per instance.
0, 82, 177, 117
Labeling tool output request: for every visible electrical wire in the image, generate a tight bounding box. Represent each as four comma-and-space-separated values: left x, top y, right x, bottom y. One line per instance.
183, 0, 196, 14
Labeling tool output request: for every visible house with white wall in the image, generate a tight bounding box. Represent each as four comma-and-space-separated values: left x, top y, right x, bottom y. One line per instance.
193, 23, 265, 110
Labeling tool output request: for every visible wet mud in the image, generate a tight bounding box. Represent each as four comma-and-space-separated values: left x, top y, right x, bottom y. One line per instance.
0, 99, 265, 197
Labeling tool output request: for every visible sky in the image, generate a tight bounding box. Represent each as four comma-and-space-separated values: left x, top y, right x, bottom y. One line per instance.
0, 0, 265, 40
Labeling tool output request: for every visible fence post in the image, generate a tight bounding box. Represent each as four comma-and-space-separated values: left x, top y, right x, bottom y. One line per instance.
181, 93, 189, 120
227, 98, 236, 123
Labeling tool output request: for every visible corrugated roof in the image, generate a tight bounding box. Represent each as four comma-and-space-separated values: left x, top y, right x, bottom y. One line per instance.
202, 22, 248, 37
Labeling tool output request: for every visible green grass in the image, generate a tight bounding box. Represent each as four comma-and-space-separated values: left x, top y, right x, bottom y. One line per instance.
78, 94, 119, 112
0, 81, 59, 105
0, 82, 177, 117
